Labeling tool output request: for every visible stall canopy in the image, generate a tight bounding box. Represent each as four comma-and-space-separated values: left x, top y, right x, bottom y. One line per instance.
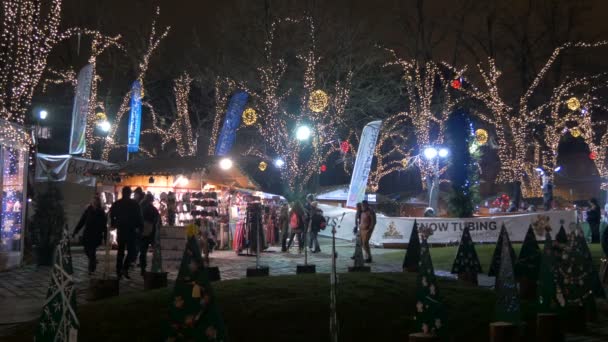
91, 156, 260, 190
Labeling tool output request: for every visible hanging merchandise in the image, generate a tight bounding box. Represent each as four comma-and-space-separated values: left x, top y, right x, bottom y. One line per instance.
308, 89, 329, 112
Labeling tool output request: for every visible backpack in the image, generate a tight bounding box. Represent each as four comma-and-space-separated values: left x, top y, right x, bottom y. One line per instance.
289, 212, 300, 229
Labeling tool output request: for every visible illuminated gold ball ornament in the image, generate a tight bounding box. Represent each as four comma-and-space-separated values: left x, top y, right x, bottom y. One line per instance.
566, 97, 581, 111
308, 89, 329, 113
242, 107, 257, 126
95, 112, 107, 125
570, 127, 582, 138
475, 129, 489, 145
401, 158, 408, 168
258, 161, 267, 171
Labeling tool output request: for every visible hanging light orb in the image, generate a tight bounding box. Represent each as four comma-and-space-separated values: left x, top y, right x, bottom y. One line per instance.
308, 89, 329, 113
95, 112, 107, 125
589, 151, 597, 160
451, 79, 462, 89
242, 107, 257, 126
570, 127, 582, 138
258, 161, 267, 171
475, 129, 489, 145
401, 158, 408, 168
566, 97, 580, 111
320, 164, 327, 172
340, 141, 350, 153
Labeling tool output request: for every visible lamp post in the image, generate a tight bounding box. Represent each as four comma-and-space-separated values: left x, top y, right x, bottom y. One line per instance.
424, 147, 449, 213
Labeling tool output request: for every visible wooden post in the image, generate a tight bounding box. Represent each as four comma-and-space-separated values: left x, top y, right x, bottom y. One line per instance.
408, 333, 439, 341
489, 322, 519, 342
536, 313, 563, 342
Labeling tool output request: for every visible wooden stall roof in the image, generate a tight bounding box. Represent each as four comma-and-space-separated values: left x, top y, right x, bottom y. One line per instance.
90, 156, 260, 190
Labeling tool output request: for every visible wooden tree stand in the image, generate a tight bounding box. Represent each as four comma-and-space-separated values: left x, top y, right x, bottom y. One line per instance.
207, 266, 221, 282
408, 332, 439, 341
489, 322, 519, 342
517, 277, 536, 300
536, 313, 563, 342
296, 264, 316, 274
348, 266, 371, 273
562, 305, 585, 333
88, 277, 119, 301
457, 272, 478, 285
246, 266, 269, 277
143, 272, 168, 290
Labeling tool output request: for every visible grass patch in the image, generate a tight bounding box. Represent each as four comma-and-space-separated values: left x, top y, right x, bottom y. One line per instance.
4, 273, 497, 342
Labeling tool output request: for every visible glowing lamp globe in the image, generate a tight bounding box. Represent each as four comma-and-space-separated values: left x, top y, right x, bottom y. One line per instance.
274, 158, 285, 168
219, 158, 233, 170
242, 107, 257, 126
570, 127, 582, 138
450, 79, 461, 89
38, 110, 48, 120
99, 120, 111, 133
589, 151, 597, 160
423, 147, 438, 160
438, 148, 449, 158
296, 125, 311, 140
320, 164, 327, 172
340, 141, 350, 153
308, 89, 329, 113
475, 129, 489, 145
258, 161, 267, 171
566, 97, 581, 111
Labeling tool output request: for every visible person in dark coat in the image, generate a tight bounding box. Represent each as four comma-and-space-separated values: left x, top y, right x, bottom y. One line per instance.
588, 198, 601, 244
109, 187, 144, 279
279, 203, 289, 252
72, 195, 107, 274
309, 202, 326, 253
139, 193, 160, 275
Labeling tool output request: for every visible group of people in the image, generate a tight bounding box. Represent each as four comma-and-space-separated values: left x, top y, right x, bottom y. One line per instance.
72, 186, 161, 279
276, 195, 327, 254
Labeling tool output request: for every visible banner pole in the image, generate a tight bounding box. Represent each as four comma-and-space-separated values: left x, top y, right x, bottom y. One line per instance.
329, 213, 345, 342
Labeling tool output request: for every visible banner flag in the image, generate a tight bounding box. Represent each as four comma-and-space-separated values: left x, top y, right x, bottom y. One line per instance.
69, 64, 94, 155
346, 120, 382, 207
127, 81, 143, 153
215, 91, 249, 156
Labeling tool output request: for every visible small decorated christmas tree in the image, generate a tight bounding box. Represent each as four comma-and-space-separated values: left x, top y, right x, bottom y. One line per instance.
165, 235, 225, 341
414, 238, 446, 336
514, 225, 542, 298
537, 232, 561, 313
35, 229, 79, 342
403, 220, 421, 272
555, 225, 568, 245
451, 227, 482, 284
574, 229, 605, 299
488, 224, 516, 277
495, 233, 521, 324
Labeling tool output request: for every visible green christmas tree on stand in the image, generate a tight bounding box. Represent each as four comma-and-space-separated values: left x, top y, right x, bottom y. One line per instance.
555, 225, 568, 245
413, 238, 446, 337
165, 236, 225, 341
403, 220, 421, 272
537, 232, 562, 314
494, 233, 521, 325
514, 225, 542, 299
35, 229, 79, 342
450, 227, 482, 285
574, 229, 605, 299
488, 225, 516, 279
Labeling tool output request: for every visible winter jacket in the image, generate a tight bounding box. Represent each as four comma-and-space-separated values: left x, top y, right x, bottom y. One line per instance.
141, 200, 161, 238
588, 206, 601, 225
311, 209, 326, 233
73, 205, 107, 247
109, 198, 144, 239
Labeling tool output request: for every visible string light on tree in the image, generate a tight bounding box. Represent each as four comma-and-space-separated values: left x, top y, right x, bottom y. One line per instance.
242, 107, 257, 126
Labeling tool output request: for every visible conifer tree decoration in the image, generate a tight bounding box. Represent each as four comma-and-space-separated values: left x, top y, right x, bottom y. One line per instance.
414, 238, 446, 336
537, 233, 561, 313
488, 225, 516, 277
451, 227, 482, 277
403, 220, 421, 272
574, 229, 605, 299
555, 225, 568, 245
515, 225, 542, 281
559, 229, 596, 317
495, 234, 521, 324
165, 236, 225, 341
35, 229, 79, 342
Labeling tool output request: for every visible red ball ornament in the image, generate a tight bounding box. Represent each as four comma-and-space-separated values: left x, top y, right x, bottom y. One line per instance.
340, 141, 350, 153
589, 151, 597, 160
451, 79, 461, 89
320, 164, 327, 172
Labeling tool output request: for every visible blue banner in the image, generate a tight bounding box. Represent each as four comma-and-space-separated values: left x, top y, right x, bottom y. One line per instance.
69, 64, 94, 154
215, 91, 249, 156
127, 81, 142, 153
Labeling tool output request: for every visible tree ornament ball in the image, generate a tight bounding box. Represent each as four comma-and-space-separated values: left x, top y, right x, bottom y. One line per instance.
589, 151, 597, 160
451, 79, 462, 89
566, 97, 581, 111
570, 127, 582, 138
242, 108, 257, 126
308, 89, 329, 112
340, 141, 350, 153
95, 112, 107, 124
258, 161, 267, 171
475, 129, 489, 145
320, 164, 327, 172
401, 158, 408, 168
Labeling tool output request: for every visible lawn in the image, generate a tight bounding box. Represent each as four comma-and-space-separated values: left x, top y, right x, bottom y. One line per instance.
375, 243, 606, 271
4, 273, 498, 342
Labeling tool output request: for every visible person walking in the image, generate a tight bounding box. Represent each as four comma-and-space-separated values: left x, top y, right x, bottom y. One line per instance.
139, 193, 160, 276
72, 195, 107, 275
587, 198, 601, 243
109, 187, 144, 279
279, 203, 290, 252
309, 202, 326, 253
286, 202, 305, 253
359, 200, 376, 263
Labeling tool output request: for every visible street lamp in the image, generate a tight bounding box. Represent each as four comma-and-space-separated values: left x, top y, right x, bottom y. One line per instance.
438, 148, 449, 158
38, 110, 48, 120
424, 146, 449, 213
219, 158, 233, 170
423, 147, 438, 159
296, 125, 311, 141
274, 158, 285, 168
98, 120, 111, 133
